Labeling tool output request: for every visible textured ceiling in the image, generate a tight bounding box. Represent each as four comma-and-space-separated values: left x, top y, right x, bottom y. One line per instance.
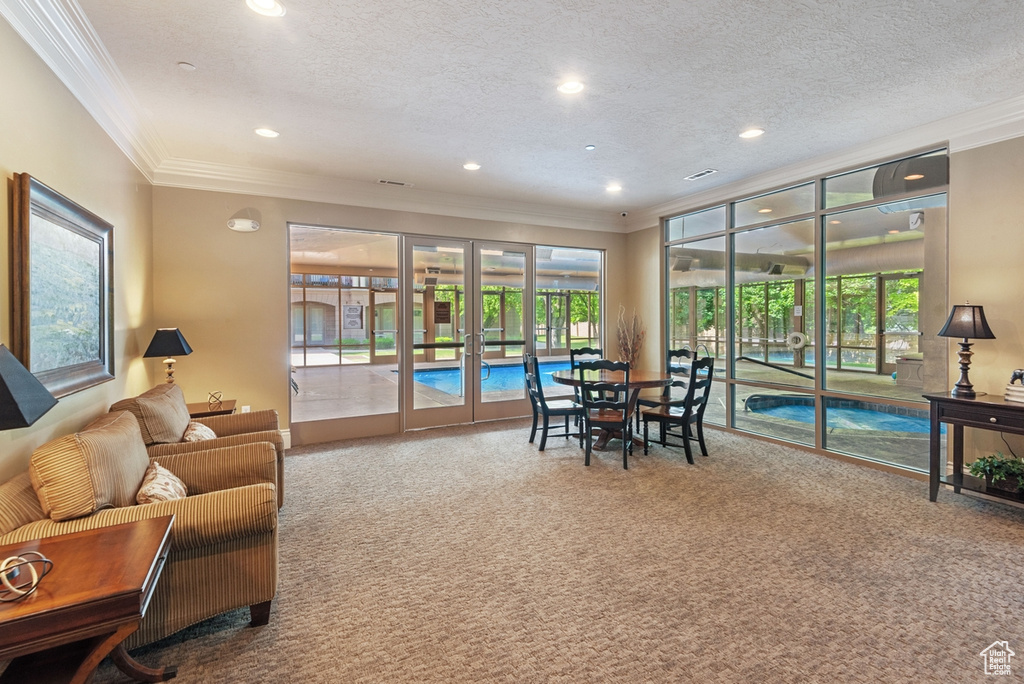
69, 0, 1024, 219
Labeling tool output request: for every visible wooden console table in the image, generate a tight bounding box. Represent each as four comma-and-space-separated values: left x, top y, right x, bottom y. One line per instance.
925, 393, 1024, 503
0, 515, 176, 683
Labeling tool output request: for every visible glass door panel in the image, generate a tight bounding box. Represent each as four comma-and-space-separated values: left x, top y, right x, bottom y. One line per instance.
475, 243, 532, 419
403, 238, 473, 429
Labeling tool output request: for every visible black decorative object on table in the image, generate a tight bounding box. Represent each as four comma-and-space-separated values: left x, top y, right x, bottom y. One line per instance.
1010, 369, 1024, 385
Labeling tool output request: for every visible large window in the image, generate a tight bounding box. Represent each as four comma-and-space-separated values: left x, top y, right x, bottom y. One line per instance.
664, 149, 948, 471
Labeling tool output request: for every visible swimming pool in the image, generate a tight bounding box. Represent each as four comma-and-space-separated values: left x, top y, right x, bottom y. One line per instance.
746, 395, 936, 433
414, 361, 570, 395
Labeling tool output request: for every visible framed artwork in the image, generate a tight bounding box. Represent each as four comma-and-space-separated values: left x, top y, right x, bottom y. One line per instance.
11, 173, 114, 397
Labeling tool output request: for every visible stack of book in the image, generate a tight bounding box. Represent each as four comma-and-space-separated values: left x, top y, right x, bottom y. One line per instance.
1005, 384, 1024, 403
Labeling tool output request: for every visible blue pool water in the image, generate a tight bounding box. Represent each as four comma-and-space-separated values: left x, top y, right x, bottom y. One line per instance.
752, 403, 935, 433
415, 361, 570, 395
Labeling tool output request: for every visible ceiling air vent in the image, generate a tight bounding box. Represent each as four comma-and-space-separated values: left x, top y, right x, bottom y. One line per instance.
378, 179, 415, 187
683, 168, 718, 181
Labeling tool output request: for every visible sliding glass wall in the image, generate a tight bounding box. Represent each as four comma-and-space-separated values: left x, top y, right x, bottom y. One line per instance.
664, 149, 948, 471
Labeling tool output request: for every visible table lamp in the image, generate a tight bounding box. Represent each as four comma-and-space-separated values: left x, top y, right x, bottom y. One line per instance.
937, 303, 995, 399
144, 328, 193, 384
0, 344, 58, 430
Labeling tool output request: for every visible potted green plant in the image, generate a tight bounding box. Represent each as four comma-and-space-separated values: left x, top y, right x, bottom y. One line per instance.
968, 452, 1024, 495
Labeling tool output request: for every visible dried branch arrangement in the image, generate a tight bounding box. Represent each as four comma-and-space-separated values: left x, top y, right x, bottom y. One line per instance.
617, 306, 646, 368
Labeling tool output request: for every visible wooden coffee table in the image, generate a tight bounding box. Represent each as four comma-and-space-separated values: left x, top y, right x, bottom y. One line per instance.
0, 515, 176, 683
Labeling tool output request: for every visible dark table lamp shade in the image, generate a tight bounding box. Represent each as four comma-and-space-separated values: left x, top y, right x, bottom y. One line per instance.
143, 329, 193, 358
0, 344, 58, 430
937, 304, 995, 340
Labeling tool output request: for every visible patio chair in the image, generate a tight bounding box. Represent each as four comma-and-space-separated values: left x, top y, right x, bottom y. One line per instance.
524, 353, 584, 451
641, 356, 715, 464
578, 359, 633, 469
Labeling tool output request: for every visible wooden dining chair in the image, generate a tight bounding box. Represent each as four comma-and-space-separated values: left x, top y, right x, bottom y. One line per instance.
641, 356, 715, 464
635, 347, 696, 432
569, 346, 603, 413
577, 359, 634, 469
524, 353, 584, 451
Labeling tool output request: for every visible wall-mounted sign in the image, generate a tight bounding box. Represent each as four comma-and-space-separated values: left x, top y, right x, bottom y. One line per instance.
434, 301, 452, 325
342, 305, 364, 329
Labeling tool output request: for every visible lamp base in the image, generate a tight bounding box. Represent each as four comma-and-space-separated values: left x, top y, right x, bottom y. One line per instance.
950, 338, 976, 399
164, 359, 176, 384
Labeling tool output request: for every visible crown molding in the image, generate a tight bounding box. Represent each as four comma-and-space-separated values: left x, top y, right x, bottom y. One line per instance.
153, 158, 625, 232
0, 0, 166, 178
626, 94, 1024, 233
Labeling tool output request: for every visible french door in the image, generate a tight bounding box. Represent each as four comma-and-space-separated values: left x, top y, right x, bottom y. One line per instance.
402, 238, 532, 429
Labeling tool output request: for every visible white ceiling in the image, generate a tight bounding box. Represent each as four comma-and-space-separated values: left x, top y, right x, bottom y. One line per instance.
6, 0, 1024, 231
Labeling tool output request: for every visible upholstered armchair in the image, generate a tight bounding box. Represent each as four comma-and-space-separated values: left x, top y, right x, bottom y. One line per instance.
110, 384, 285, 507
0, 410, 279, 649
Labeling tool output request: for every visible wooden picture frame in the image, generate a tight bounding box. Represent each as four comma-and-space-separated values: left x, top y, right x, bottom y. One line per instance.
12, 173, 114, 397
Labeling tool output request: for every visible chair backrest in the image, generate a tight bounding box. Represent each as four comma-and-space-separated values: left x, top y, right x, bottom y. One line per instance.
524, 353, 551, 408
577, 359, 630, 414
663, 348, 694, 397
680, 356, 715, 420
570, 347, 603, 369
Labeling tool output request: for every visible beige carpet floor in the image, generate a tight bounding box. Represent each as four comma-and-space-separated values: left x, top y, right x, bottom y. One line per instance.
94, 420, 1024, 683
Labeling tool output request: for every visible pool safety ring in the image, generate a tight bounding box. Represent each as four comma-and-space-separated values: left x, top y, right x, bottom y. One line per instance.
786, 331, 807, 350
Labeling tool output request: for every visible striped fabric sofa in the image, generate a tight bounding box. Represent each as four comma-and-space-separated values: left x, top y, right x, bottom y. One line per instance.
0, 410, 279, 649
110, 383, 286, 507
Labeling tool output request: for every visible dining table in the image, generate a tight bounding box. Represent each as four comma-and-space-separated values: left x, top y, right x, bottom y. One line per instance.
550, 368, 673, 450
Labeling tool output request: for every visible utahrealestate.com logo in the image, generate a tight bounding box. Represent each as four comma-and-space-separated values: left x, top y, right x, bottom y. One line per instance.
980, 641, 1015, 676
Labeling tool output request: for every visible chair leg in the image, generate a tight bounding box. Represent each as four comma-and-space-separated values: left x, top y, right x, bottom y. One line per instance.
696, 420, 709, 456
643, 418, 649, 455
682, 426, 695, 464
564, 414, 570, 439
539, 415, 550, 451
622, 427, 629, 469
250, 600, 272, 627
529, 411, 538, 443
584, 421, 592, 466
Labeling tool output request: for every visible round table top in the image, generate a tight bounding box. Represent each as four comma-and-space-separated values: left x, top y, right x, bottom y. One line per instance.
550, 368, 672, 389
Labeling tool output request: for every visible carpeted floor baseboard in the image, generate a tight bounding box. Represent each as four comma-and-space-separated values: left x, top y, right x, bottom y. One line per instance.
94, 421, 1024, 682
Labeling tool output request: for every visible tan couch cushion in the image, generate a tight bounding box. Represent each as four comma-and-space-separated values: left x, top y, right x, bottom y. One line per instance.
110, 384, 191, 445
29, 411, 151, 521
0, 472, 46, 535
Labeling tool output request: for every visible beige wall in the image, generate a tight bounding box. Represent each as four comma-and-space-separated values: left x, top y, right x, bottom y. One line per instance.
152, 187, 629, 425
624, 225, 662, 370
0, 18, 154, 481
949, 137, 1024, 460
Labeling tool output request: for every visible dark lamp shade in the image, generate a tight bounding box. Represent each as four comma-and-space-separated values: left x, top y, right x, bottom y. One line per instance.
143, 328, 193, 358
0, 344, 58, 430
937, 305, 996, 340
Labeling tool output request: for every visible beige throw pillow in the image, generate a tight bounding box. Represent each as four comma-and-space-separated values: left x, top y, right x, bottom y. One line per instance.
136, 461, 187, 504
29, 411, 151, 522
110, 384, 191, 445
182, 420, 217, 442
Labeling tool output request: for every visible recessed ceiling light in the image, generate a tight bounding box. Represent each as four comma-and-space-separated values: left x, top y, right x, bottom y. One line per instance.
739, 127, 765, 139
463, 163, 481, 171
757, 208, 772, 214
254, 128, 279, 138
606, 184, 622, 193
557, 81, 584, 94
904, 173, 924, 181
585, 145, 596, 151
888, 229, 900, 234
246, 0, 286, 17
177, 62, 196, 72
829, 220, 842, 225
